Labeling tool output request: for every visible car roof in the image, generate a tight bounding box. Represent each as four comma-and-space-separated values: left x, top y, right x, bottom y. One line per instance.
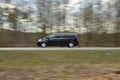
52, 33, 78, 36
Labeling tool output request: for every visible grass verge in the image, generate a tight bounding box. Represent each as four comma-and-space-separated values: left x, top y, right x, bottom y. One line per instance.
0, 50, 119, 65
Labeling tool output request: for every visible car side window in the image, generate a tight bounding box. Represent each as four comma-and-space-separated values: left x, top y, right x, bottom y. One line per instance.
62, 35, 74, 38
54, 35, 61, 38
48, 35, 61, 38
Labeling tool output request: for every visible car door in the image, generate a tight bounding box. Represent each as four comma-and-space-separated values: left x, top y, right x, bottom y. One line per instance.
47, 35, 60, 46
56, 35, 68, 46
60, 35, 74, 46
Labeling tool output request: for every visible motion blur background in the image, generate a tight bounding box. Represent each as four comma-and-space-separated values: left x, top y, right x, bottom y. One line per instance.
0, 0, 120, 47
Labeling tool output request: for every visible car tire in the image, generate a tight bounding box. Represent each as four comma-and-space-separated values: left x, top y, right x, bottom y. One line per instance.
68, 42, 74, 48
41, 43, 47, 48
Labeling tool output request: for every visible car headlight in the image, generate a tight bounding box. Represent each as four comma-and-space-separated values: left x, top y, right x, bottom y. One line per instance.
38, 39, 42, 42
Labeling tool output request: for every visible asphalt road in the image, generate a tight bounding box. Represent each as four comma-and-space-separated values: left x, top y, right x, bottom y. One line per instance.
0, 47, 120, 50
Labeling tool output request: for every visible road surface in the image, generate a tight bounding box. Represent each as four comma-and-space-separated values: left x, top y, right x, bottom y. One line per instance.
0, 47, 120, 50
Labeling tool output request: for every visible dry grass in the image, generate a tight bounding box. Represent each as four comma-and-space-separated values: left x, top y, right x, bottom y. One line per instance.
0, 64, 120, 80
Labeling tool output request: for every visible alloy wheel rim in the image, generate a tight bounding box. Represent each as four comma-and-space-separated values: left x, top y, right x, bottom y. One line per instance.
42, 43, 46, 47
69, 43, 73, 47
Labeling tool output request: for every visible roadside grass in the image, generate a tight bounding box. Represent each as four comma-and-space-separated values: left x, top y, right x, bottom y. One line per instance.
0, 50, 120, 66
0, 50, 120, 80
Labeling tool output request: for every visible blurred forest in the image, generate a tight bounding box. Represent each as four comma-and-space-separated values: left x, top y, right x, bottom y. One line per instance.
0, 0, 120, 47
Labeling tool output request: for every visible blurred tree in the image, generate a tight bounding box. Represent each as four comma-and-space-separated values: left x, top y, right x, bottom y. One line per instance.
8, 9, 18, 30
37, 0, 69, 33
37, 0, 51, 33
115, 0, 120, 32
114, 0, 120, 46
83, 5, 94, 46
83, 5, 94, 32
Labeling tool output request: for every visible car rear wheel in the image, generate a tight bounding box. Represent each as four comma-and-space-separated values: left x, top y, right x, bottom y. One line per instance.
68, 42, 74, 48
41, 43, 47, 48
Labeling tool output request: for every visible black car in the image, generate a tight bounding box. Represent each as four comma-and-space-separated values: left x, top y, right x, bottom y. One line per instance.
37, 33, 79, 47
